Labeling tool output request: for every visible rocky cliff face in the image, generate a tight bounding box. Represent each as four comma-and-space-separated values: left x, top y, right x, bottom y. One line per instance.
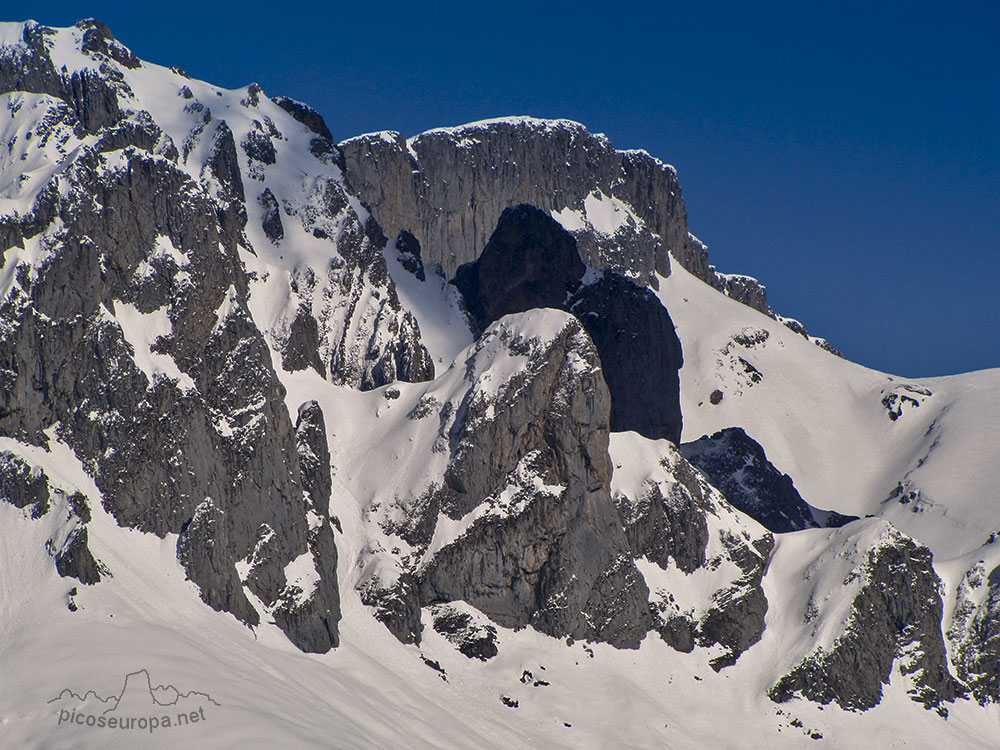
948, 556, 1000, 704
0, 19, 460, 651
358, 310, 652, 648
340, 119, 678, 284
770, 523, 964, 712
608, 433, 774, 669
339, 118, 773, 315
682, 427, 858, 532
453, 204, 684, 443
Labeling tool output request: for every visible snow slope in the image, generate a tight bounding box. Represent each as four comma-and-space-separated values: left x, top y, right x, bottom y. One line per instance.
659, 261, 1000, 561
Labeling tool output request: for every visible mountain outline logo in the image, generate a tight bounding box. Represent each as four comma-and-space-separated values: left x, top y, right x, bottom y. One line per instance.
49, 669, 220, 734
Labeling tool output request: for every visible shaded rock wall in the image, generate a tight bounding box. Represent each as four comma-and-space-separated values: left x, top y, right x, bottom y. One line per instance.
452, 204, 683, 443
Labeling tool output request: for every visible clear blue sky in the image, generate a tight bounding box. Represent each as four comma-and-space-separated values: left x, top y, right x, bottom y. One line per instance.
9, 2, 998, 377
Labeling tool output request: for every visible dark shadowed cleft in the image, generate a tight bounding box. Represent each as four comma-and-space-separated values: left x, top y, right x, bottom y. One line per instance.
452, 203, 683, 443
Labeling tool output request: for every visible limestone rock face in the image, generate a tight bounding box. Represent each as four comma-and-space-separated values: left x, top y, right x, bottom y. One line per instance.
271, 175, 434, 390
416, 312, 651, 648
453, 204, 683, 443
358, 310, 651, 649
682, 427, 858, 533
340, 119, 684, 286
339, 117, 772, 315
770, 524, 964, 712
949, 559, 1000, 704
609, 434, 774, 668
0, 22, 352, 651
0, 21, 128, 133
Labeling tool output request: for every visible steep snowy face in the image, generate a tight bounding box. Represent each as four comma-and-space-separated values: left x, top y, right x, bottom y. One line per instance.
659, 260, 1000, 561
0, 18, 440, 653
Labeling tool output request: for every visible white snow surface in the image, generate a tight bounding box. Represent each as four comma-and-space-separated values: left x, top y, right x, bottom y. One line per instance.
657, 261, 1000, 559
411, 115, 590, 140
551, 190, 643, 238
112, 301, 195, 391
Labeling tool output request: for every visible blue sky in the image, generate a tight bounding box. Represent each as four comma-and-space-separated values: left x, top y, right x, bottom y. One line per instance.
8, 2, 998, 376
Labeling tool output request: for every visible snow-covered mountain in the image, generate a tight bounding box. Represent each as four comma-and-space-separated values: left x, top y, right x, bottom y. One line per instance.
1, 19, 998, 749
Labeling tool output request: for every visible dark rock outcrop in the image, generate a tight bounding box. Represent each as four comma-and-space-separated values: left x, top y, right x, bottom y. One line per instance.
272, 95, 335, 142
394, 230, 425, 281
697, 533, 773, 671
258, 187, 284, 243
431, 605, 499, 661
681, 428, 858, 533
770, 528, 964, 712
289, 399, 340, 651
453, 204, 683, 443
295, 401, 332, 508
1, 452, 105, 582
77, 18, 140, 69
949, 559, 1000, 704
270, 95, 344, 172
0, 451, 51, 515
282, 306, 325, 376
54, 526, 103, 585
242, 128, 277, 166
359, 574, 424, 645
710, 272, 771, 316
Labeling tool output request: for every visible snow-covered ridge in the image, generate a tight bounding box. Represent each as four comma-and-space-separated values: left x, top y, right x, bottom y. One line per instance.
0, 20, 31, 47
410, 115, 595, 141
620, 147, 678, 174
